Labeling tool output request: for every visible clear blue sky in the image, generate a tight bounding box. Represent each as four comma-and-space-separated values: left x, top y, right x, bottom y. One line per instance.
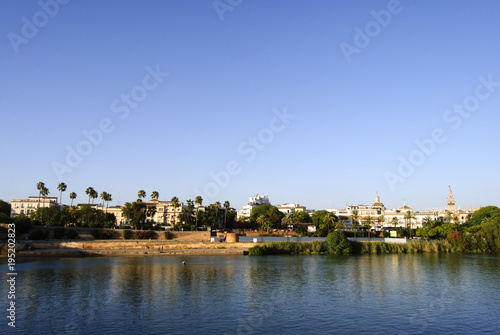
1, 0, 500, 211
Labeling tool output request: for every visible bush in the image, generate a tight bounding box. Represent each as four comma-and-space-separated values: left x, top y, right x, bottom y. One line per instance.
325, 232, 353, 254
134, 230, 156, 239
29, 229, 49, 240
65, 230, 79, 240
123, 229, 132, 240
14, 214, 31, 237
165, 231, 174, 240
54, 227, 66, 239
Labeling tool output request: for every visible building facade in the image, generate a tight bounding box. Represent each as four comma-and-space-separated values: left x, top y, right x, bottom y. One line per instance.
10, 196, 58, 216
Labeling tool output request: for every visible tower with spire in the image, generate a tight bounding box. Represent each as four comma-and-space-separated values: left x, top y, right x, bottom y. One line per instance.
447, 186, 456, 212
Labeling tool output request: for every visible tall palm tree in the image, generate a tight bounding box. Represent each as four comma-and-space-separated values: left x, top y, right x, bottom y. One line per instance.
404, 211, 416, 238
69, 192, 77, 207
39, 186, 49, 223
100, 192, 112, 213
151, 191, 159, 201
36, 181, 45, 210
391, 216, 399, 228
257, 214, 266, 242
171, 196, 180, 230
363, 216, 374, 241
137, 190, 146, 201
224, 201, 230, 230
90, 189, 98, 204
57, 182, 67, 206
351, 209, 359, 240
86, 187, 95, 204
195, 195, 203, 230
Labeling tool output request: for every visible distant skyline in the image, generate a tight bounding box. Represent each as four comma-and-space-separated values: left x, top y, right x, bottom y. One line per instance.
1, 0, 499, 212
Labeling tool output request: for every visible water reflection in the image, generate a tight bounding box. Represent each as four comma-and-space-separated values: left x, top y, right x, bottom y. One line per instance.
1, 254, 499, 334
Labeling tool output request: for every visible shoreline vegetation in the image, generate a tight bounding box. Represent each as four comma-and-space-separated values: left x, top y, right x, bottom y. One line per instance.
248, 228, 500, 256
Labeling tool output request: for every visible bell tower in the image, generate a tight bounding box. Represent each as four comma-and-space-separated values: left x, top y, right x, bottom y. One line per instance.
447, 186, 456, 212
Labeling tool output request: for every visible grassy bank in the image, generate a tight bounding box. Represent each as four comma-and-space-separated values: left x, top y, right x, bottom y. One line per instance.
248, 235, 493, 256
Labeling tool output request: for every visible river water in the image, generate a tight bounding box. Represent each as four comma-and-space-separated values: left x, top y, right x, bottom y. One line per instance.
1, 253, 499, 334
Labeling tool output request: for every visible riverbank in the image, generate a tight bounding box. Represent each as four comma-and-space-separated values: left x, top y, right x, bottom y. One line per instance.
1, 240, 256, 257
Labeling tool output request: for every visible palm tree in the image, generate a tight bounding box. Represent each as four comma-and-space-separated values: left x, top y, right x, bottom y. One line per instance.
423, 216, 433, 228
36, 181, 45, 210
69, 192, 77, 207
377, 215, 385, 227
282, 214, 293, 241
86, 187, 95, 204
39, 186, 49, 223
404, 211, 416, 238
224, 201, 230, 231
256, 214, 266, 242
137, 190, 146, 201
195, 195, 203, 230
151, 191, 159, 201
90, 189, 98, 204
171, 196, 180, 230
444, 211, 454, 224
57, 182, 67, 206
351, 209, 359, 240
323, 212, 336, 234
363, 216, 374, 241
391, 216, 399, 228
100, 192, 112, 213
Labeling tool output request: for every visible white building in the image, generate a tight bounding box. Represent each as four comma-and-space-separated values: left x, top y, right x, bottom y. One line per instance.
276, 203, 307, 215
237, 193, 270, 219
11, 196, 58, 216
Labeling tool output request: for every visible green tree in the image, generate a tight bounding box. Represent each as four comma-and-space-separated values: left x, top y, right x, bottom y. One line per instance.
250, 204, 283, 230
0, 200, 11, 217
469, 206, 500, 226
391, 216, 399, 227
122, 201, 147, 230
69, 192, 77, 207
57, 182, 67, 206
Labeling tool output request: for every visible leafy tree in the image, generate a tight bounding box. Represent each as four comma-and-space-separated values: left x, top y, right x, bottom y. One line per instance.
443, 211, 454, 223
57, 182, 67, 205
481, 217, 500, 252
311, 210, 330, 227
195, 195, 203, 230
122, 201, 147, 230
325, 232, 352, 254
391, 216, 399, 227
0, 200, 11, 217
291, 211, 312, 224
469, 206, 500, 226
250, 204, 284, 230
